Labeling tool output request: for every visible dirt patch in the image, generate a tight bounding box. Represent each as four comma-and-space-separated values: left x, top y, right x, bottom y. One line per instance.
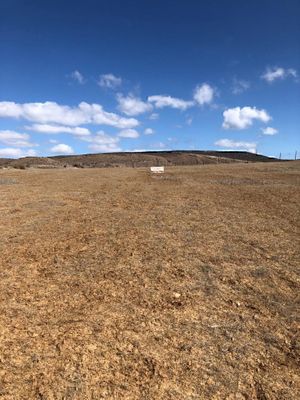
0, 161, 299, 399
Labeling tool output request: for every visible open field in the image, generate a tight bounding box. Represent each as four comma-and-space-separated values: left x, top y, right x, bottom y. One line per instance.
0, 161, 299, 399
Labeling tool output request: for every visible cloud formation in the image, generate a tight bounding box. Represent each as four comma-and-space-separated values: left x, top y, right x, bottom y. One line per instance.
232, 78, 250, 94
98, 73, 122, 89
50, 143, 74, 154
261, 126, 278, 135
215, 138, 257, 153
144, 128, 154, 135
118, 129, 139, 138
148, 95, 193, 110
223, 106, 271, 129
70, 70, 85, 84
0, 147, 37, 158
0, 130, 36, 147
149, 113, 159, 120
193, 83, 214, 105
0, 101, 139, 129
27, 124, 90, 136
117, 94, 153, 116
261, 67, 297, 83
83, 131, 121, 153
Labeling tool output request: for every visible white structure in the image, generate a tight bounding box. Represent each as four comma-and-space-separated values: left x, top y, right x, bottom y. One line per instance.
150, 166, 165, 173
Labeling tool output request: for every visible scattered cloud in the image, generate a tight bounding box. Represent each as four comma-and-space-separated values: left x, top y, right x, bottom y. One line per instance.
193, 83, 214, 106
261, 126, 278, 135
0, 130, 37, 147
0, 101, 139, 129
98, 73, 122, 89
50, 143, 74, 154
223, 106, 271, 129
0, 147, 37, 158
117, 94, 153, 116
144, 128, 154, 135
118, 129, 139, 138
149, 113, 159, 120
84, 131, 121, 153
261, 67, 298, 83
49, 139, 58, 144
70, 70, 85, 84
26, 124, 90, 136
232, 78, 250, 94
148, 95, 193, 111
186, 117, 193, 126
215, 138, 257, 153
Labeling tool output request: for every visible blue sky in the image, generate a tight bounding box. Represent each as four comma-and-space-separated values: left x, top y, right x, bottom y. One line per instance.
0, 0, 299, 158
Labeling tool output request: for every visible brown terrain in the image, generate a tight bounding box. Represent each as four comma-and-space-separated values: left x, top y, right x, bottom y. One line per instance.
0, 160, 299, 399
0, 150, 278, 170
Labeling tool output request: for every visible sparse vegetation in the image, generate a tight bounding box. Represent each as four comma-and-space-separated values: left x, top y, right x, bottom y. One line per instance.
0, 161, 299, 399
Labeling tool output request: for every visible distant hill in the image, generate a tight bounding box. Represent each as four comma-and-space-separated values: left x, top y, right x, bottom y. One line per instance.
0, 151, 279, 169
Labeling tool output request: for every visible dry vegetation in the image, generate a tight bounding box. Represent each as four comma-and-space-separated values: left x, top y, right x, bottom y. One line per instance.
0, 161, 299, 399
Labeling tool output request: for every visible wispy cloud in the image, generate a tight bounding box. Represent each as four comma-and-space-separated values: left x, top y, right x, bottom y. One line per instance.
70, 70, 85, 84
261, 67, 297, 83
149, 113, 159, 120
232, 78, 250, 94
98, 73, 122, 89
144, 128, 154, 135
26, 124, 91, 136
223, 106, 271, 129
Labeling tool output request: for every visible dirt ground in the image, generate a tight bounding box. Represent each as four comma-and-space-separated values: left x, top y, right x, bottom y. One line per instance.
0, 162, 299, 399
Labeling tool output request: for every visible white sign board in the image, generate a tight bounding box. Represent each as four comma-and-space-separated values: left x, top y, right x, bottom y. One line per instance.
150, 166, 164, 173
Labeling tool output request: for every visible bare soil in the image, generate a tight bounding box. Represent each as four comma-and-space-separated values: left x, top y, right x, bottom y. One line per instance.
0, 161, 299, 399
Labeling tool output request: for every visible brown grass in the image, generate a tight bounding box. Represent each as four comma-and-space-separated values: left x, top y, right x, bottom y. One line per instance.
0, 161, 299, 399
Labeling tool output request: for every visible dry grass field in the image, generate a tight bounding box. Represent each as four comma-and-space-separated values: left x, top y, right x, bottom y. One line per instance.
0, 161, 299, 399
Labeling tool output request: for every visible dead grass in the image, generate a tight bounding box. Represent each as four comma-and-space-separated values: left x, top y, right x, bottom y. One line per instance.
0, 161, 299, 399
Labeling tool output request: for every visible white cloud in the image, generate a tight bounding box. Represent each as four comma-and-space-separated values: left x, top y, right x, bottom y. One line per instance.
0, 130, 37, 147
49, 139, 58, 144
193, 83, 214, 105
0, 147, 23, 158
118, 129, 139, 138
98, 73, 122, 89
27, 124, 90, 136
261, 126, 278, 135
50, 143, 74, 154
232, 78, 250, 94
223, 106, 271, 129
70, 70, 85, 84
84, 131, 121, 153
186, 117, 193, 126
148, 95, 194, 111
0, 101, 139, 129
144, 128, 154, 135
117, 94, 153, 116
261, 67, 298, 83
149, 113, 159, 120
0, 147, 37, 158
215, 138, 257, 153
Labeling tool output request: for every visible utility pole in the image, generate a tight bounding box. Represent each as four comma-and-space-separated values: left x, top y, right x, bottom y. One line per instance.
295, 150, 298, 160
279, 152, 281, 160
